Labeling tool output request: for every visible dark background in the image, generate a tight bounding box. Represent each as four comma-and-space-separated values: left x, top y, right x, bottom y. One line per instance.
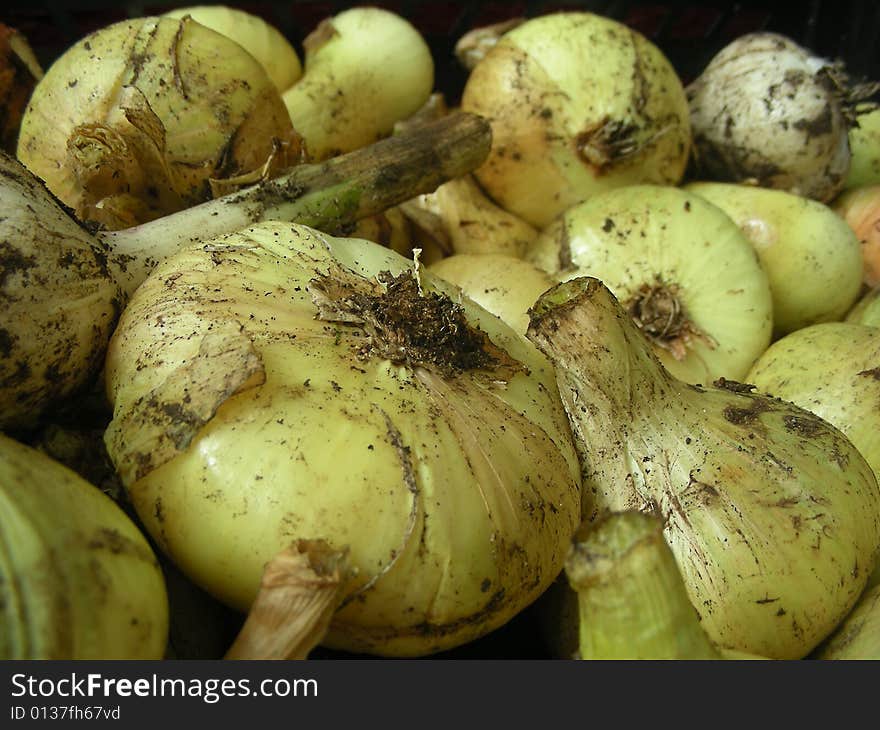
4, 1, 880, 98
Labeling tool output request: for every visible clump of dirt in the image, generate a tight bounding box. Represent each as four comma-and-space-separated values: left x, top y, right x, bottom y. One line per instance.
312, 268, 514, 375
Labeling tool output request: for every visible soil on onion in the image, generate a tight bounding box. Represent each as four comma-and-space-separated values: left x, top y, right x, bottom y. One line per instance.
311, 268, 521, 376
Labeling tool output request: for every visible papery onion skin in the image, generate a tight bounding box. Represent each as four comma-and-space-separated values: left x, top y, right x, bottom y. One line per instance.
746, 322, 880, 480
527, 277, 880, 660
162, 5, 303, 92
687, 33, 852, 203
460, 12, 691, 228
103, 222, 582, 657
0, 433, 168, 659
685, 181, 863, 336
17, 16, 302, 230
526, 184, 773, 384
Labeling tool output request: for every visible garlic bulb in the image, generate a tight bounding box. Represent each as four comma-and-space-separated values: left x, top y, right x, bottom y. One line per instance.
428, 253, 555, 335
282, 7, 434, 161
527, 276, 880, 659
17, 16, 303, 230
847, 285, 880, 327
526, 184, 773, 384
460, 11, 691, 228
162, 5, 302, 92
687, 32, 869, 203
685, 182, 863, 336
746, 322, 880, 480
0, 433, 168, 659
103, 223, 582, 657
0, 112, 491, 431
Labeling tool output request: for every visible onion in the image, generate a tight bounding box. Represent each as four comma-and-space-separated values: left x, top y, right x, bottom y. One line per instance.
685, 181, 863, 336
16, 16, 303, 231
746, 322, 880, 481
687, 32, 876, 203
846, 105, 880, 189
401, 174, 539, 259
564, 511, 763, 659
282, 7, 434, 161
162, 5, 302, 93
0, 432, 168, 658
0, 112, 492, 431
460, 11, 691, 228
833, 183, 880, 286
102, 222, 582, 657
527, 277, 880, 659
428, 253, 555, 334
526, 184, 773, 384
847, 285, 880, 326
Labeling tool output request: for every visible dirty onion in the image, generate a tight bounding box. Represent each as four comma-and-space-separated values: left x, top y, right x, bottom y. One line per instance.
17, 16, 303, 231
102, 223, 582, 657
526, 277, 880, 659
688, 32, 878, 203
460, 11, 691, 228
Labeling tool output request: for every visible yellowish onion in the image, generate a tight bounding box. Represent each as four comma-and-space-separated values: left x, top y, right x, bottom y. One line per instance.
282, 7, 434, 161
846, 105, 880, 190
428, 253, 555, 335
746, 322, 880, 480
685, 181, 863, 336
102, 223, 582, 657
401, 174, 539, 259
847, 285, 880, 326
17, 16, 303, 230
162, 5, 303, 92
833, 183, 880, 286
815, 584, 880, 659
460, 11, 691, 228
527, 276, 880, 659
0, 433, 168, 659
526, 184, 773, 384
